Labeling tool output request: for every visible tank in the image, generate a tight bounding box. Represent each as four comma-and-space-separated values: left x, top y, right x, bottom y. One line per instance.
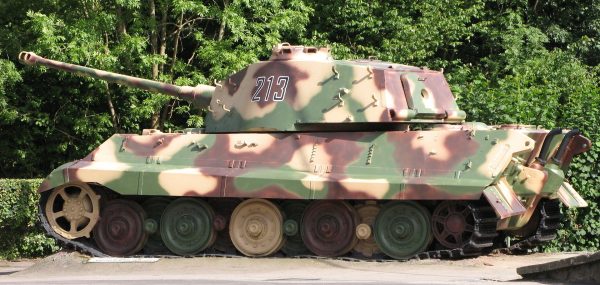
18, 43, 591, 259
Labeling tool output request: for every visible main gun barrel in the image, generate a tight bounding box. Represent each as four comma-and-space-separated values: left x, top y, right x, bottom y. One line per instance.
18, 52, 214, 107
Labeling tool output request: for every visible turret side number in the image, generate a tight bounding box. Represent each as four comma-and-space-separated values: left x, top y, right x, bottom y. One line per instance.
251, 75, 289, 102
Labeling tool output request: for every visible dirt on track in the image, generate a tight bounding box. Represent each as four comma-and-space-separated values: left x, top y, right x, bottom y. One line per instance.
0, 251, 586, 284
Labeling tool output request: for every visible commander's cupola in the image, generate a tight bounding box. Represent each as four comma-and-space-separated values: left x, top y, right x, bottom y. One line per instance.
269, 43, 333, 62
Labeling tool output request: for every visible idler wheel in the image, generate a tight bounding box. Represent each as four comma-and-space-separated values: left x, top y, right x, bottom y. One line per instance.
431, 201, 475, 249
280, 201, 309, 256
229, 199, 284, 257
374, 201, 432, 259
301, 201, 358, 257
160, 198, 215, 256
353, 201, 381, 257
45, 182, 100, 239
141, 197, 171, 254
93, 199, 148, 256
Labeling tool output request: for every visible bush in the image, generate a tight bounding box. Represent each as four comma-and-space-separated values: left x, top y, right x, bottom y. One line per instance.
0, 179, 60, 259
451, 49, 600, 253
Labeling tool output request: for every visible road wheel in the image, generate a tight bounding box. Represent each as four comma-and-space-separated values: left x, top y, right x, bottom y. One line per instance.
374, 201, 432, 259
431, 201, 475, 249
160, 198, 215, 256
229, 199, 284, 257
301, 201, 358, 257
141, 197, 171, 254
93, 199, 147, 256
280, 200, 309, 256
353, 201, 381, 257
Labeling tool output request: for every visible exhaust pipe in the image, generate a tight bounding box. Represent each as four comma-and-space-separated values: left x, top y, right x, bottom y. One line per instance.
535, 128, 562, 165
551, 129, 580, 165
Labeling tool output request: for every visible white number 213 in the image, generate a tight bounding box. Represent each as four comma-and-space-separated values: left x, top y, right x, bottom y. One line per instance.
251, 75, 290, 102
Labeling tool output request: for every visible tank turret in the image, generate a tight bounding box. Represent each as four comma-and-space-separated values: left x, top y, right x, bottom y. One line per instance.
20, 43, 467, 133
18, 51, 214, 108
204, 43, 467, 133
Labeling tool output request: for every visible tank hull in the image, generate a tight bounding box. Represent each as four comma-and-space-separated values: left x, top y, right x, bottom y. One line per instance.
40, 126, 536, 201
37, 125, 590, 259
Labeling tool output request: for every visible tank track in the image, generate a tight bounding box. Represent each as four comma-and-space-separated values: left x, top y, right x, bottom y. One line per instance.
37, 193, 502, 261
416, 201, 499, 260
507, 199, 562, 254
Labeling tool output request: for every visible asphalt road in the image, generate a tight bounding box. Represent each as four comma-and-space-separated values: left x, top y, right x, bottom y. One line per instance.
0, 251, 585, 284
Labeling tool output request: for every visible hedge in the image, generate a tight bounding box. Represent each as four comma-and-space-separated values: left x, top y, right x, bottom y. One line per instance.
0, 179, 59, 259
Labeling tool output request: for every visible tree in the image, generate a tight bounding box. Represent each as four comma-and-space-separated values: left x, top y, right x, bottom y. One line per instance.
0, 0, 311, 177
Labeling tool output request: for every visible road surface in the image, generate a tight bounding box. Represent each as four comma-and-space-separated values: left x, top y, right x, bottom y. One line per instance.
0, 251, 586, 284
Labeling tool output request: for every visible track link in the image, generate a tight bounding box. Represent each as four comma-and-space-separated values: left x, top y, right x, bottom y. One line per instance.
417, 200, 499, 260
508, 199, 562, 253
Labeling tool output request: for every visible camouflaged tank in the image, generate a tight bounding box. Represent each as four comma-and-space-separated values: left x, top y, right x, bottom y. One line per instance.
18, 43, 591, 260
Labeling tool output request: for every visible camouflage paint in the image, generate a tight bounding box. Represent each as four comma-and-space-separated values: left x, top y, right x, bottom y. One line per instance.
37, 124, 579, 211
20, 44, 590, 232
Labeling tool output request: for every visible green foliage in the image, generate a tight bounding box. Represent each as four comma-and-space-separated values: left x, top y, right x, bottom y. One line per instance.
0, 179, 60, 259
304, 0, 486, 67
452, 48, 600, 252
528, 0, 600, 67
546, 69, 600, 251
0, 58, 22, 123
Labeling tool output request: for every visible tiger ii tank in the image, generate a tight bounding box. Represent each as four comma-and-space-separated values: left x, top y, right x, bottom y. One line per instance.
18, 43, 591, 259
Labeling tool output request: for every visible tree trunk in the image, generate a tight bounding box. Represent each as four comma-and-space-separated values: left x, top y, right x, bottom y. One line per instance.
218, 0, 230, 41
159, 100, 173, 131
533, 0, 540, 14
149, 0, 160, 129
159, 2, 168, 73
157, 1, 169, 131
116, 5, 127, 35
103, 82, 119, 131
103, 33, 119, 131
149, 0, 159, 80
171, 12, 184, 74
